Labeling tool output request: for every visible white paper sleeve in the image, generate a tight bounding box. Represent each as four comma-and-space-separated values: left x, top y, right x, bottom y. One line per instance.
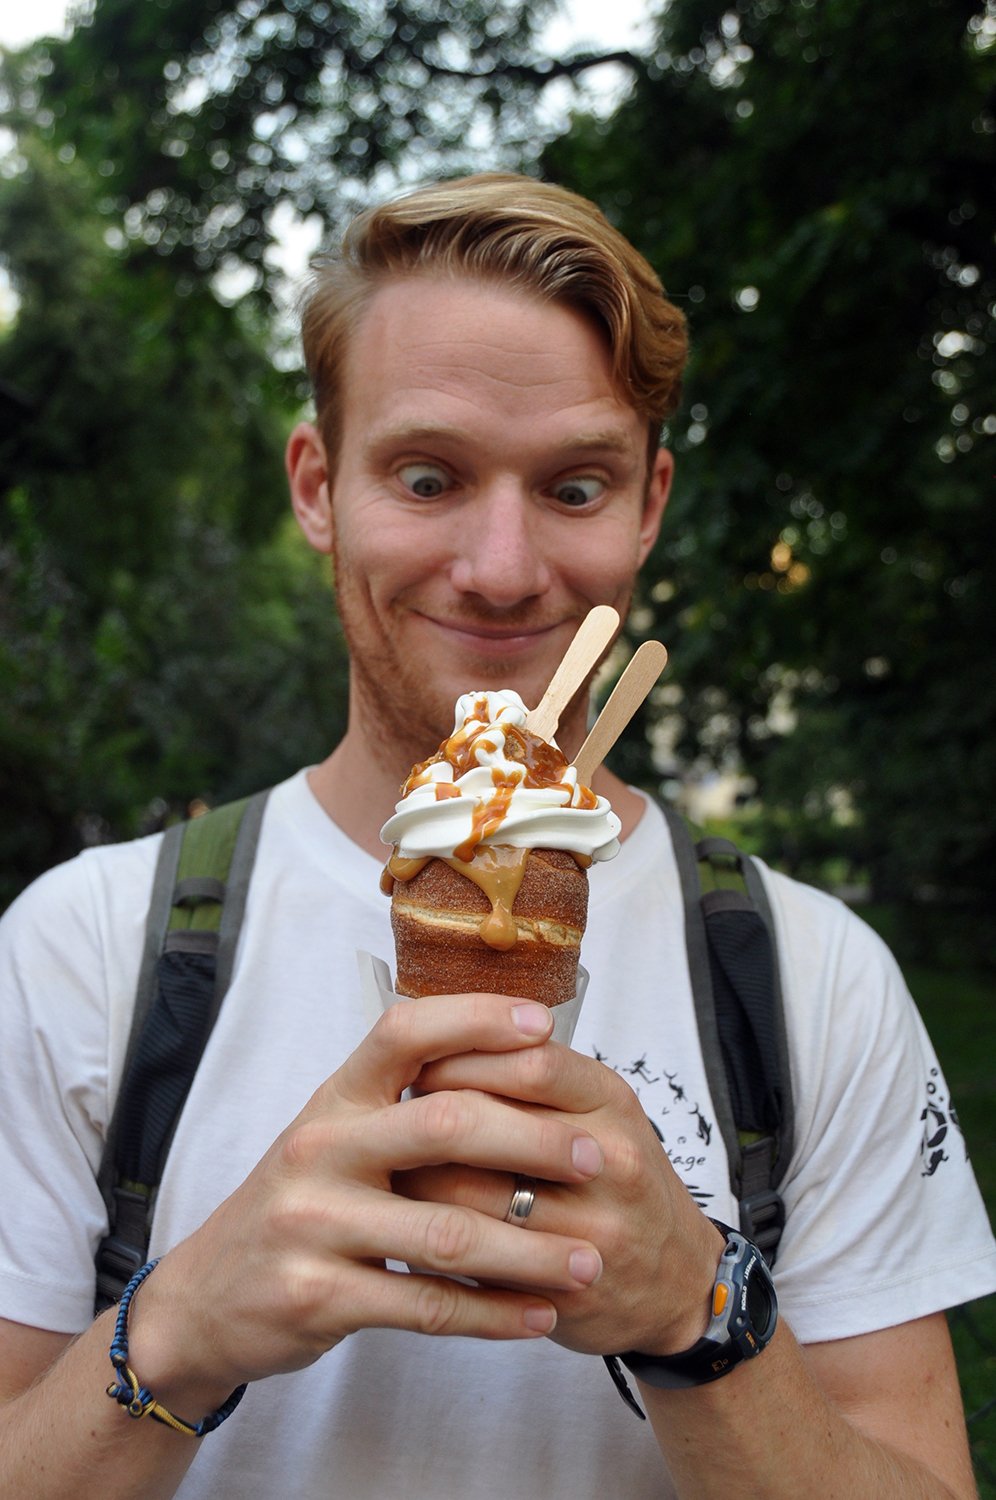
356, 950, 588, 1045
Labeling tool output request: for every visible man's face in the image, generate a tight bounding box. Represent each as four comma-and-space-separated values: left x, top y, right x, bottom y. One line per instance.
289, 275, 672, 764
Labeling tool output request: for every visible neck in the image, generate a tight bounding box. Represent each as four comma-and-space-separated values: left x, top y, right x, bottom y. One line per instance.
307, 730, 413, 859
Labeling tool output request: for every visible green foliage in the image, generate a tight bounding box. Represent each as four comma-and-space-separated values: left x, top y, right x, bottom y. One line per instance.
0, 494, 346, 909
547, 0, 996, 930
0, 102, 333, 898
0, 135, 291, 594
2, 0, 562, 298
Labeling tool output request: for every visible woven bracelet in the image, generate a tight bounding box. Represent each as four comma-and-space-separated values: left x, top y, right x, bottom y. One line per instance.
106, 1258, 247, 1437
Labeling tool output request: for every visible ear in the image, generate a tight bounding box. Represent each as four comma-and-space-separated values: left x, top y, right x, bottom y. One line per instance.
286, 421, 333, 554
637, 447, 674, 566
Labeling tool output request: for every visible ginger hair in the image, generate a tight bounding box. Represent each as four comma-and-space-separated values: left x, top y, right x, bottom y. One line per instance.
300, 172, 688, 467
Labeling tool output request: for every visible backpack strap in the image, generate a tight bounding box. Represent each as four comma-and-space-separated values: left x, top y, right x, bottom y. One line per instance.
94, 790, 270, 1311
660, 806, 794, 1265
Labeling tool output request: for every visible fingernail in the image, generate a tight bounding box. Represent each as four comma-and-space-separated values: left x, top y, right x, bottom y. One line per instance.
512, 1002, 552, 1036
523, 1304, 557, 1333
571, 1136, 602, 1176
569, 1249, 602, 1286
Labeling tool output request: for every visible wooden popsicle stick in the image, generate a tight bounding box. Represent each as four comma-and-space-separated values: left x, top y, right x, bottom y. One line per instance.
573, 640, 669, 785
524, 604, 620, 742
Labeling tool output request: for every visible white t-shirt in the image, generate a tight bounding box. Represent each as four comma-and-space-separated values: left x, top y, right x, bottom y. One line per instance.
1, 770, 993, 1499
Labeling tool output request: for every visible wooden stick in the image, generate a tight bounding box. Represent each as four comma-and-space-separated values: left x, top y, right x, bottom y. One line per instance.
573, 640, 669, 785
524, 605, 620, 742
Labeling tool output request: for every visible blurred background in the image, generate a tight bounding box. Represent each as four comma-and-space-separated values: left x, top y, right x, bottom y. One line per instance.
0, 0, 993, 1481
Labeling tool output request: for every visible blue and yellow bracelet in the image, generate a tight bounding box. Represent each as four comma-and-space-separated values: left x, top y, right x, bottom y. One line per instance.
106, 1259, 247, 1437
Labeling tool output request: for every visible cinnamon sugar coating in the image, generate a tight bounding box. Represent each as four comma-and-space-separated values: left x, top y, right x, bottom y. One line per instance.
391, 848, 588, 1006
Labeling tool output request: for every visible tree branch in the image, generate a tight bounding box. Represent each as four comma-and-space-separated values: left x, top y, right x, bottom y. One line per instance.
425, 49, 645, 86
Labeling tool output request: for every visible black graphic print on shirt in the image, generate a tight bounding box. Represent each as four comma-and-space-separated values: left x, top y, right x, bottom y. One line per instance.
591, 1045, 716, 1208
920, 1066, 966, 1178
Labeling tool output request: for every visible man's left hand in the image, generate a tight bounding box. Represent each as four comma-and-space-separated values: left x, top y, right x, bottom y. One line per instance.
395, 1032, 725, 1358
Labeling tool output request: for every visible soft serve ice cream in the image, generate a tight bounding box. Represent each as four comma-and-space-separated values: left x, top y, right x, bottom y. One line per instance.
380, 690, 620, 1004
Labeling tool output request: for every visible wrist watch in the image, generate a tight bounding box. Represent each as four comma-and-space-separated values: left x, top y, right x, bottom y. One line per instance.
604, 1220, 778, 1417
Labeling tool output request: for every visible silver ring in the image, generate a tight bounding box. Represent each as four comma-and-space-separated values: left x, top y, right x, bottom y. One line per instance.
504, 1176, 537, 1226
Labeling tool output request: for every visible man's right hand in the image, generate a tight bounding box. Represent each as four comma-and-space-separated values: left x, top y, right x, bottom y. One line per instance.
122, 993, 606, 1414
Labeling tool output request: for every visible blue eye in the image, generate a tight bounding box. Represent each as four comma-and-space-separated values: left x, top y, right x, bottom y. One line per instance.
398, 463, 450, 499
553, 475, 605, 507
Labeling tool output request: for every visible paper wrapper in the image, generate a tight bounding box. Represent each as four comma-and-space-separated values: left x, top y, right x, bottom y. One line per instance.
356, 950, 588, 1047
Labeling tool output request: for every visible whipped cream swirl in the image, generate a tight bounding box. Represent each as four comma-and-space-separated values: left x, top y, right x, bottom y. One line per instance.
380, 689, 621, 862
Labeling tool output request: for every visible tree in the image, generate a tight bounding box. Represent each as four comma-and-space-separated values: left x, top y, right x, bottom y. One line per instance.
548, 0, 996, 947
0, 133, 349, 904
2, 0, 583, 304
0, 478, 349, 908
0, 134, 289, 593
0, 0, 628, 904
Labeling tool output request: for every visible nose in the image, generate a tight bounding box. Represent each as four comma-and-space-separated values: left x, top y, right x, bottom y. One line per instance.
449, 488, 553, 607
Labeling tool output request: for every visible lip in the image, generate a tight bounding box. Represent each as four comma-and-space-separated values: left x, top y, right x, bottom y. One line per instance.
415, 613, 568, 657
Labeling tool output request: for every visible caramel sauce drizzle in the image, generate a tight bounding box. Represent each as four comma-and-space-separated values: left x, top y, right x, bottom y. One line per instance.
379, 853, 430, 895
383, 843, 591, 949
453, 768, 517, 865
404, 720, 596, 808
447, 844, 530, 950
385, 711, 598, 948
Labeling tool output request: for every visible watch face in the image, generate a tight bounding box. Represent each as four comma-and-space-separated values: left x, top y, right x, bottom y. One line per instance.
613, 1229, 778, 1397
745, 1259, 774, 1333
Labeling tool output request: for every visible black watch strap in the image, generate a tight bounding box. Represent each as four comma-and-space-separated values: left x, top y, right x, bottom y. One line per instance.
604, 1220, 778, 1417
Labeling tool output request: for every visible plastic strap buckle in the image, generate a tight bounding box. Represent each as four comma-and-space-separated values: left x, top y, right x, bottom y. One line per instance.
738, 1187, 785, 1262
95, 1186, 151, 1308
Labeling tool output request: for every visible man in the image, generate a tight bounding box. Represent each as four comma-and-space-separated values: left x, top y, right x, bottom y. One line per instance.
0, 174, 993, 1498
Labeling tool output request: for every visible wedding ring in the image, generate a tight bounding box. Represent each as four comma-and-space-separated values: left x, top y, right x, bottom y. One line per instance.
504, 1176, 537, 1226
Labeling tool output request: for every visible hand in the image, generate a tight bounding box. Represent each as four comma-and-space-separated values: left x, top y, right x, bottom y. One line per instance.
124, 994, 609, 1407
396, 1035, 725, 1359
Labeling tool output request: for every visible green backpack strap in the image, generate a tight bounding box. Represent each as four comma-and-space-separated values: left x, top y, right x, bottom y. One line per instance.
94, 790, 270, 1311
660, 805, 794, 1265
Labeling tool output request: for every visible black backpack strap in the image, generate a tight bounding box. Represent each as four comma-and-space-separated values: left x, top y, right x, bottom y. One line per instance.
94, 790, 270, 1312
660, 806, 793, 1265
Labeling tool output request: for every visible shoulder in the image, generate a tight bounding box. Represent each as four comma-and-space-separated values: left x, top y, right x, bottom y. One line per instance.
2, 834, 162, 956
749, 868, 996, 1334
0, 836, 164, 1056
750, 863, 934, 1128
0, 839, 165, 1335
758, 860, 882, 951
755, 861, 913, 1039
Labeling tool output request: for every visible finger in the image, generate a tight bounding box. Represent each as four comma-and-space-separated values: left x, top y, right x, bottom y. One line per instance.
294, 1088, 603, 1185
326, 1187, 602, 1292
414, 1038, 626, 1117
395, 1165, 603, 1261
337, 1264, 560, 1342
322, 993, 554, 1111
395, 1164, 573, 1231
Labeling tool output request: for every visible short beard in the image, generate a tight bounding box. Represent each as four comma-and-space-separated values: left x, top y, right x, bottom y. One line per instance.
348, 645, 456, 781
332, 551, 456, 779
331, 538, 637, 777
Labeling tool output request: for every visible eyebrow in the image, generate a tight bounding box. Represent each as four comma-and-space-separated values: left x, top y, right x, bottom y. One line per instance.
367, 423, 640, 464
558, 430, 637, 458
366, 423, 472, 453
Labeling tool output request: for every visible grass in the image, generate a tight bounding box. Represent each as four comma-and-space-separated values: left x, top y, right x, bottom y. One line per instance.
857, 909, 996, 1498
